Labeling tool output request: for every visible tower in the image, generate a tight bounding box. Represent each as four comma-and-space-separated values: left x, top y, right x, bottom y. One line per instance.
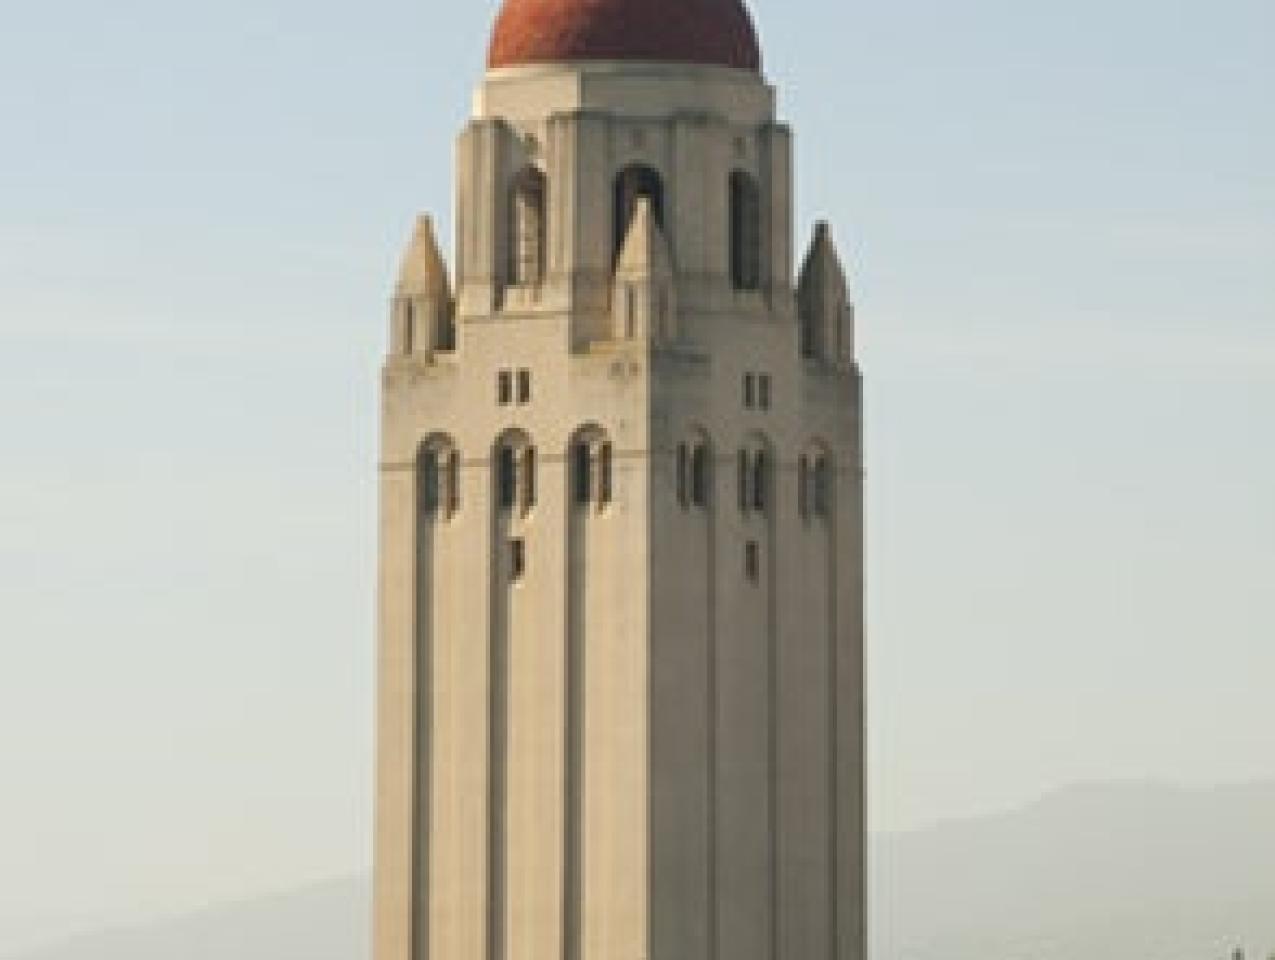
375, 3, 865, 960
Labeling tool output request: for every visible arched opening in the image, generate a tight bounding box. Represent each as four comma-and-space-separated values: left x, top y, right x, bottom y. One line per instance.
421, 447, 440, 513
737, 435, 774, 517
523, 446, 537, 509
813, 454, 832, 518
419, 435, 460, 520
799, 442, 834, 522
798, 455, 810, 518
497, 445, 517, 511
509, 167, 547, 287
569, 425, 614, 511
613, 164, 665, 262
676, 443, 690, 507
729, 170, 762, 291
494, 431, 536, 516
676, 433, 713, 510
691, 442, 712, 508
573, 442, 592, 506
751, 449, 768, 513
598, 442, 613, 505
446, 450, 460, 515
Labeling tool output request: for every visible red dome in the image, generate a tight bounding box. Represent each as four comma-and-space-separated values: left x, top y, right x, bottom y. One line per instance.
488, 0, 762, 73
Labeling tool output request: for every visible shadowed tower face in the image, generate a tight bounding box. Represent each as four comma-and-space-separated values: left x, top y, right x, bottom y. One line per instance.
374, 3, 866, 960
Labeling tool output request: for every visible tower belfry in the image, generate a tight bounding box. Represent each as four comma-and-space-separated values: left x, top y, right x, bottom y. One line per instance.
374, 3, 866, 960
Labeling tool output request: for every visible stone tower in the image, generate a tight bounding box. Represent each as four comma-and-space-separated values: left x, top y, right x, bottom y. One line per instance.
374, 2, 865, 960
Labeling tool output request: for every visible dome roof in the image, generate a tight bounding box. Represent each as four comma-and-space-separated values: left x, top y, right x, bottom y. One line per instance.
488, 0, 762, 73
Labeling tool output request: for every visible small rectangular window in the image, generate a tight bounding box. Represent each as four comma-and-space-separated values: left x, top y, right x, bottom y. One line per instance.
758, 375, 771, 411
517, 369, 531, 404
510, 538, 526, 581
497, 370, 512, 405
738, 450, 750, 514
743, 373, 755, 409
744, 540, 760, 582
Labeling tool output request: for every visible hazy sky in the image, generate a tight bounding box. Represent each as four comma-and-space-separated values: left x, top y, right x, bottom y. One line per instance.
2, 0, 1273, 953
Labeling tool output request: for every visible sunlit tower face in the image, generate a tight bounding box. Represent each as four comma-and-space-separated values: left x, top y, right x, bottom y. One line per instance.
374, 4, 865, 960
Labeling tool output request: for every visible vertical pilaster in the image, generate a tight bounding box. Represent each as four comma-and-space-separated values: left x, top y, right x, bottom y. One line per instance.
559, 111, 612, 341
648, 428, 713, 960
759, 124, 793, 311
374, 461, 421, 960
713, 449, 775, 960
835, 376, 867, 960
457, 119, 513, 319
429, 453, 492, 960
504, 444, 568, 960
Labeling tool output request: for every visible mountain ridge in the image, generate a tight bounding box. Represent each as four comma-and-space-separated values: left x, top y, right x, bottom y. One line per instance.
12, 781, 1274, 960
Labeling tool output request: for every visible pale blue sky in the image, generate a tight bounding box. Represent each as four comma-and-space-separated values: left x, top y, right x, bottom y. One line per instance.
1, 0, 1273, 953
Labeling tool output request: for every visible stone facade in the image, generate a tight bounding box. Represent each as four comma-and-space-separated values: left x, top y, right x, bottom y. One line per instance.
375, 49, 864, 960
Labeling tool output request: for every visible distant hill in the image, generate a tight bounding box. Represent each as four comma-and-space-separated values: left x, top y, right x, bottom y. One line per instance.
8, 878, 367, 960
12, 782, 1275, 960
871, 781, 1275, 960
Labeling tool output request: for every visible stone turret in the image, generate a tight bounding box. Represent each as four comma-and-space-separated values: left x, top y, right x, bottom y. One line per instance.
797, 221, 855, 364
612, 197, 677, 344
391, 215, 454, 357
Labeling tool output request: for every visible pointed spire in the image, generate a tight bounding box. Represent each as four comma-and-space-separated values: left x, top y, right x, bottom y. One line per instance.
798, 221, 846, 296
612, 198, 677, 344
390, 215, 455, 358
396, 215, 451, 300
615, 197, 673, 282
798, 221, 853, 362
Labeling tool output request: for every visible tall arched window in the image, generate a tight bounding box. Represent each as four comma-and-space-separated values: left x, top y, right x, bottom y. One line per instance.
573, 442, 592, 506
523, 446, 537, 509
676, 443, 689, 507
419, 436, 460, 520
497, 445, 518, 511
813, 454, 832, 518
729, 171, 762, 291
421, 448, 440, 513
614, 164, 665, 262
691, 443, 711, 508
737, 436, 773, 517
509, 167, 547, 287
751, 449, 768, 513
598, 442, 613, 505
446, 450, 460, 515
495, 433, 535, 516
570, 426, 614, 512
798, 455, 810, 518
